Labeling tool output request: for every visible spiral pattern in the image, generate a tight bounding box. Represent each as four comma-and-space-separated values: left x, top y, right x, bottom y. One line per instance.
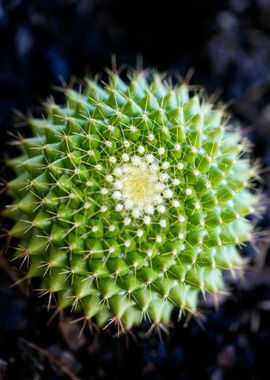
5, 71, 257, 329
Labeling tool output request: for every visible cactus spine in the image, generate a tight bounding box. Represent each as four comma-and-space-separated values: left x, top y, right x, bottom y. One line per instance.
4, 70, 258, 330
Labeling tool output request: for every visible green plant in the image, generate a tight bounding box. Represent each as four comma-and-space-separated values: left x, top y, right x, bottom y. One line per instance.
4, 69, 258, 331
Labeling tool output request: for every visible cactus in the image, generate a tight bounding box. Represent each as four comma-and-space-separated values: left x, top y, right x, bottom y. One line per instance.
4, 69, 258, 331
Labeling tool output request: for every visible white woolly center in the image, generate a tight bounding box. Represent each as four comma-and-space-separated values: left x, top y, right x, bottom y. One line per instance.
112, 156, 172, 216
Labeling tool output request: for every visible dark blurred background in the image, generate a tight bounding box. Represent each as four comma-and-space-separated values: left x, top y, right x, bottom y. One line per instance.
1, 0, 270, 379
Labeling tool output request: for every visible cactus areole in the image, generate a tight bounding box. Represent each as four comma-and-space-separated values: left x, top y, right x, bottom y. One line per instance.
5, 70, 257, 330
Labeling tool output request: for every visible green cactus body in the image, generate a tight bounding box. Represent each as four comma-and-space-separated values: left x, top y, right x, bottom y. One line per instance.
5, 70, 257, 330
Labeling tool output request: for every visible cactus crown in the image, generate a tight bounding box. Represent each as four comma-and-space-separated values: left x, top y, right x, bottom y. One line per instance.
5, 69, 257, 331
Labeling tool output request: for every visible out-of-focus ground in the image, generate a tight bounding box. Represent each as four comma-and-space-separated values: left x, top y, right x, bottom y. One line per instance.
1, 1, 270, 379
